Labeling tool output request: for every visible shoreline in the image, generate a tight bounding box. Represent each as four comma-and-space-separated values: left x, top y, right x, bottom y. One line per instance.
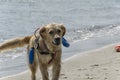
0, 42, 120, 80
64, 42, 119, 62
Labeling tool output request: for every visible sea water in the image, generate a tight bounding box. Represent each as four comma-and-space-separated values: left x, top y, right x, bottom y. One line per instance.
0, 0, 120, 77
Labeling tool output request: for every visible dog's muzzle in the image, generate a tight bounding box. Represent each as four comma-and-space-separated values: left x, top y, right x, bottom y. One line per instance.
53, 37, 61, 45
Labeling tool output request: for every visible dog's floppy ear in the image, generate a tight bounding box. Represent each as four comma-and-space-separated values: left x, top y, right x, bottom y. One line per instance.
60, 24, 66, 36
39, 26, 46, 39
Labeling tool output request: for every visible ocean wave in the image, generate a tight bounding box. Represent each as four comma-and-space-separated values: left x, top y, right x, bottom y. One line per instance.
65, 24, 120, 42
0, 48, 26, 61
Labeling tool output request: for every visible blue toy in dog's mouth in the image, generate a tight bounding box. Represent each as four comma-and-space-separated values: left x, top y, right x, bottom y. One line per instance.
29, 37, 70, 64
29, 47, 34, 64
62, 37, 70, 47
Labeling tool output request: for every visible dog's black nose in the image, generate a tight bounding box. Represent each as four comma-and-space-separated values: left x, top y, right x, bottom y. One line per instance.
55, 37, 60, 42
54, 37, 61, 45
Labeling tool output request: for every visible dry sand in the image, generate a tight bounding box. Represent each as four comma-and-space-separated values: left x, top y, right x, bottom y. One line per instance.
0, 43, 120, 80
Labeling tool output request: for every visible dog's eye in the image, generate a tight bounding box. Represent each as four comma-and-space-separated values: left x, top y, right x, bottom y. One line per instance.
49, 31, 54, 35
57, 29, 61, 33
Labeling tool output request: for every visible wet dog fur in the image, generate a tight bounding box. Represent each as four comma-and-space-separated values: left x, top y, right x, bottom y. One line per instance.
0, 23, 66, 80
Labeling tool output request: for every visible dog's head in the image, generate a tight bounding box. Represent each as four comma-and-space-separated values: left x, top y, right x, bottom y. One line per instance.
39, 23, 66, 46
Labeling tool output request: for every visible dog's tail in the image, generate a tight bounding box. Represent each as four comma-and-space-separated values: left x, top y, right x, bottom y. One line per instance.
0, 36, 32, 52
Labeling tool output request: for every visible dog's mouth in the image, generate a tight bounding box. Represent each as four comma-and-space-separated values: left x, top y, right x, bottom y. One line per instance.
52, 37, 61, 46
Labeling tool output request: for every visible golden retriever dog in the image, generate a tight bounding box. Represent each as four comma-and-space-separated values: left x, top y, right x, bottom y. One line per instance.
0, 23, 66, 80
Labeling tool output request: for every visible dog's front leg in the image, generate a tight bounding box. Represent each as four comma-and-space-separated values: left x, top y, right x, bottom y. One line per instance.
52, 59, 61, 80
39, 63, 49, 80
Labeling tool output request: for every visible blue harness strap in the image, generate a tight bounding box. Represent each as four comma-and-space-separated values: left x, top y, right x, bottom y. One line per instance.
29, 47, 34, 64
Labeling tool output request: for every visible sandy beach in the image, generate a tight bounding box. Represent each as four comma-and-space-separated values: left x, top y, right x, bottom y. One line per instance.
0, 43, 120, 80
